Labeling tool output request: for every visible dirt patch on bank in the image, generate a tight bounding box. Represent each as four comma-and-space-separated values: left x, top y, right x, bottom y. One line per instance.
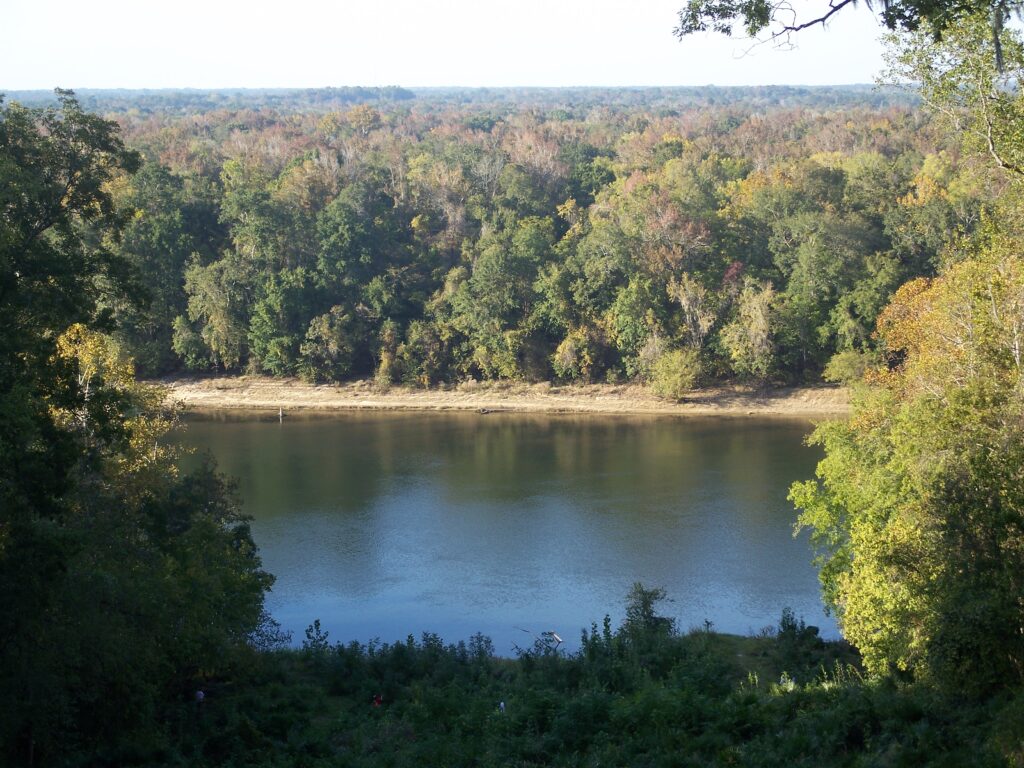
158, 376, 849, 419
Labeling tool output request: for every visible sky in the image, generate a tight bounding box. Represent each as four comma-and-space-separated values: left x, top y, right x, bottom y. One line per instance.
2, 0, 889, 90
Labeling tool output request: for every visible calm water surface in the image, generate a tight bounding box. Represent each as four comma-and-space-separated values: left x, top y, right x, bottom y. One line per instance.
176, 412, 837, 652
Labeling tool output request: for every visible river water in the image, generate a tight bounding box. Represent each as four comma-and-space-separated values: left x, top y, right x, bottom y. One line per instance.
175, 411, 837, 652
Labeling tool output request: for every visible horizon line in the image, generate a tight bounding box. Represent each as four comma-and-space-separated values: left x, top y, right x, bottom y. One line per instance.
2, 83, 891, 92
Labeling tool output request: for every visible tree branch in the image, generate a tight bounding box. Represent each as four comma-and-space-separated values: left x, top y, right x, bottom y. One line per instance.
773, 0, 860, 35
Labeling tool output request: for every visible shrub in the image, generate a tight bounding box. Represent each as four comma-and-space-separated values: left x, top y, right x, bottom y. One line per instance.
397, 320, 445, 387
552, 328, 598, 381
298, 306, 356, 383
650, 348, 702, 400
822, 349, 877, 385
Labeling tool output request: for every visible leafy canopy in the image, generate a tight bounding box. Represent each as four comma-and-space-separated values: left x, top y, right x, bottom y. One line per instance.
0, 91, 272, 764
791, 241, 1024, 691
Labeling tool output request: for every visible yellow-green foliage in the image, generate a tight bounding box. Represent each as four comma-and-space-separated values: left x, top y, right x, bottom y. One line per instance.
650, 348, 702, 400
822, 349, 877, 385
792, 246, 1024, 690
552, 327, 598, 381
721, 279, 776, 381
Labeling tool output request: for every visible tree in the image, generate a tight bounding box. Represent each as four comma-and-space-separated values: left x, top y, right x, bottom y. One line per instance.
111, 162, 224, 374
551, 326, 603, 381
668, 273, 717, 349
621, 583, 676, 660
299, 305, 360, 382
447, 217, 555, 379
178, 250, 258, 369
606, 277, 666, 376
397, 319, 447, 386
0, 92, 271, 763
347, 104, 383, 136
248, 268, 317, 375
675, 0, 1021, 68
721, 278, 777, 380
791, 245, 1024, 691
0, 88, 140, 546
883, 13, 1024, 177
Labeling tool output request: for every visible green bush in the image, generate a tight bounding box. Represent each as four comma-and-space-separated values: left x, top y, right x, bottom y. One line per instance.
172, 315, 213, 370
650, 348, 702, 400
397, 320, 446, 386
551, 329, 594, 381
298, 307, 357, 383
822, 349, 877, 385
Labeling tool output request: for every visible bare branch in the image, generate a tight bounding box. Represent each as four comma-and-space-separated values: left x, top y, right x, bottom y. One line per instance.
773, 0, 860, 34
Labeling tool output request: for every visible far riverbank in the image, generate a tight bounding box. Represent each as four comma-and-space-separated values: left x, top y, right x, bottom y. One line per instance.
158, 375, 849, 418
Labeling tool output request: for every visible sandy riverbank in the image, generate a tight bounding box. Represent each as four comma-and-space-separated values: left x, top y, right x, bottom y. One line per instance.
158, 376, 850, 418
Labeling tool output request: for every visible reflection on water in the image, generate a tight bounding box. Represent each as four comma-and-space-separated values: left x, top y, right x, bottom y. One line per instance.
174, 411, 836, 652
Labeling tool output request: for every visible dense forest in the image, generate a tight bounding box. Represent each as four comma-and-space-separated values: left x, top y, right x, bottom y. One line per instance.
3, 3, 1024, 765
11, 83, 980, 399
7, 84, 915, 114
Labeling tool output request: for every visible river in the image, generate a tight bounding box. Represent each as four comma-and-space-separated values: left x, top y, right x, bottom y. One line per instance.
175, 411, 837, 652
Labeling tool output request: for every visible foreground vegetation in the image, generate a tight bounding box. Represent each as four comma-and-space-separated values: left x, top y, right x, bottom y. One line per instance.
105, 592, 1024, 767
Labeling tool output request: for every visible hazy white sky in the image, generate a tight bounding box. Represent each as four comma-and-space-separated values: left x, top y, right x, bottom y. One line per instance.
2, 0, 888, 89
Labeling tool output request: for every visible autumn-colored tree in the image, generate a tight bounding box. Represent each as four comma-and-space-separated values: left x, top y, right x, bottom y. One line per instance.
792, 243, 1024, 690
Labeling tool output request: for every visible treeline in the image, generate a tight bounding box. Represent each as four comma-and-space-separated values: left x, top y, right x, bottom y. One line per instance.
407, 84, 919, 110
4, 86, 416, 114
96, 92, 989, 394
4, 84, 918, 115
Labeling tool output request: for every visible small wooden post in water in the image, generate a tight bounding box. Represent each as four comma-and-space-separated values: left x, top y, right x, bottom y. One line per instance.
278, 407, 283, 423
